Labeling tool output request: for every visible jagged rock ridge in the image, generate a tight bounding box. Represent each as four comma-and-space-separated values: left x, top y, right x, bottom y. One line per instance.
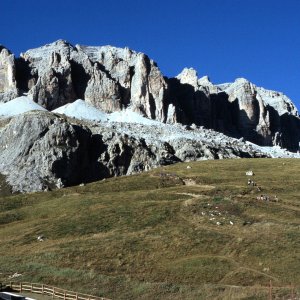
170, 68, 300, 151
1, 40, 299, 151
0, 110, 273, 193
12, 40, 168, 122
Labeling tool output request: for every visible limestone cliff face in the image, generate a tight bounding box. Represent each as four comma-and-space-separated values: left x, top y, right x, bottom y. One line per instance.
170, 70, 300, 151
217, 78, 300, 150
13, 41, 168, 121
218, 78, 272, 144
0, 40, 299, 150
78, 45, 168, 121
17, 40, 76, 110
0, 46, 18, 102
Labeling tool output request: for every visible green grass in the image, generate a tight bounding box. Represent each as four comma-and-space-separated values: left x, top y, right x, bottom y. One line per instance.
0, 173, 12, 197
0, 158, 299, 299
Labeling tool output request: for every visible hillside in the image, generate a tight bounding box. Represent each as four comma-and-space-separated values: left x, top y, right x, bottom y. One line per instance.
0, 158, 299, 299
1, 40, 300, 152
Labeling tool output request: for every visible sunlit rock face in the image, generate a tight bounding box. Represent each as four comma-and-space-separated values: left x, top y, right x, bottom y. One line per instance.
78, 45, 168, 121
14, 41, 168, 121
0, 46, 18, 102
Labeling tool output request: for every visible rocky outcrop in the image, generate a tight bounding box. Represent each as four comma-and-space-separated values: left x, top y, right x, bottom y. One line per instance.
168, 71, 300, 151
14, 41, 168, 121
0, 110, 271, 193
16, 40, 75, 110
168, 68, 217, 127
216, 78, 300, 150
77, 45, 168, 120
0, 46, 18, 102
0, 111, 93, 191
1, 40, 299, 151
0, 110, 164, 192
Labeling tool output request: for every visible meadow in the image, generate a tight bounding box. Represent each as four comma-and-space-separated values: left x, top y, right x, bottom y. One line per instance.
0, 158, 299, 299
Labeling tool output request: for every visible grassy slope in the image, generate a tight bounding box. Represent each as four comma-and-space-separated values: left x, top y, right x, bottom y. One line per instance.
0, 158, 299, 299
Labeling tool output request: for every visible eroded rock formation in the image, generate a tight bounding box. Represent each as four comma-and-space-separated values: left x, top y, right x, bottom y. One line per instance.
0, 110, 268, 192
0, 40, 298, 150
0, 46, 18, 102
10, 40, 168, 121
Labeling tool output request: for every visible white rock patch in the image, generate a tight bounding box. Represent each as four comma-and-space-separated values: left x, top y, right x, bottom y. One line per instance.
0, 96, 47, 117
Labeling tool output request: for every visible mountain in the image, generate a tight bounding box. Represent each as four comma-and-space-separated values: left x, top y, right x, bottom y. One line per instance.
0, 40, 300, 192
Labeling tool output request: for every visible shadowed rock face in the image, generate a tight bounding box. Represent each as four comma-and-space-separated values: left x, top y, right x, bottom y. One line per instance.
0, 111, 268, 193
168, 70, 300, 151
0, 112, 94, 192
0, 40, 299, 151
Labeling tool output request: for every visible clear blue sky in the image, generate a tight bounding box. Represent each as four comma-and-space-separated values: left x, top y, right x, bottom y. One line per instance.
1, 0, 299, 109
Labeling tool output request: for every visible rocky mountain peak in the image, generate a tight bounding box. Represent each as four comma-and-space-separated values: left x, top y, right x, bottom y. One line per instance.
10, 40, 168, 121
198, 75, 211, 83
221, 77, 298, 117
0, 46, 12, 55
77, 44, 137, 64
176, 67, 199, 88
234, 77, 250, 84
21, 39, 73, 61
198, 75, 220, 94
